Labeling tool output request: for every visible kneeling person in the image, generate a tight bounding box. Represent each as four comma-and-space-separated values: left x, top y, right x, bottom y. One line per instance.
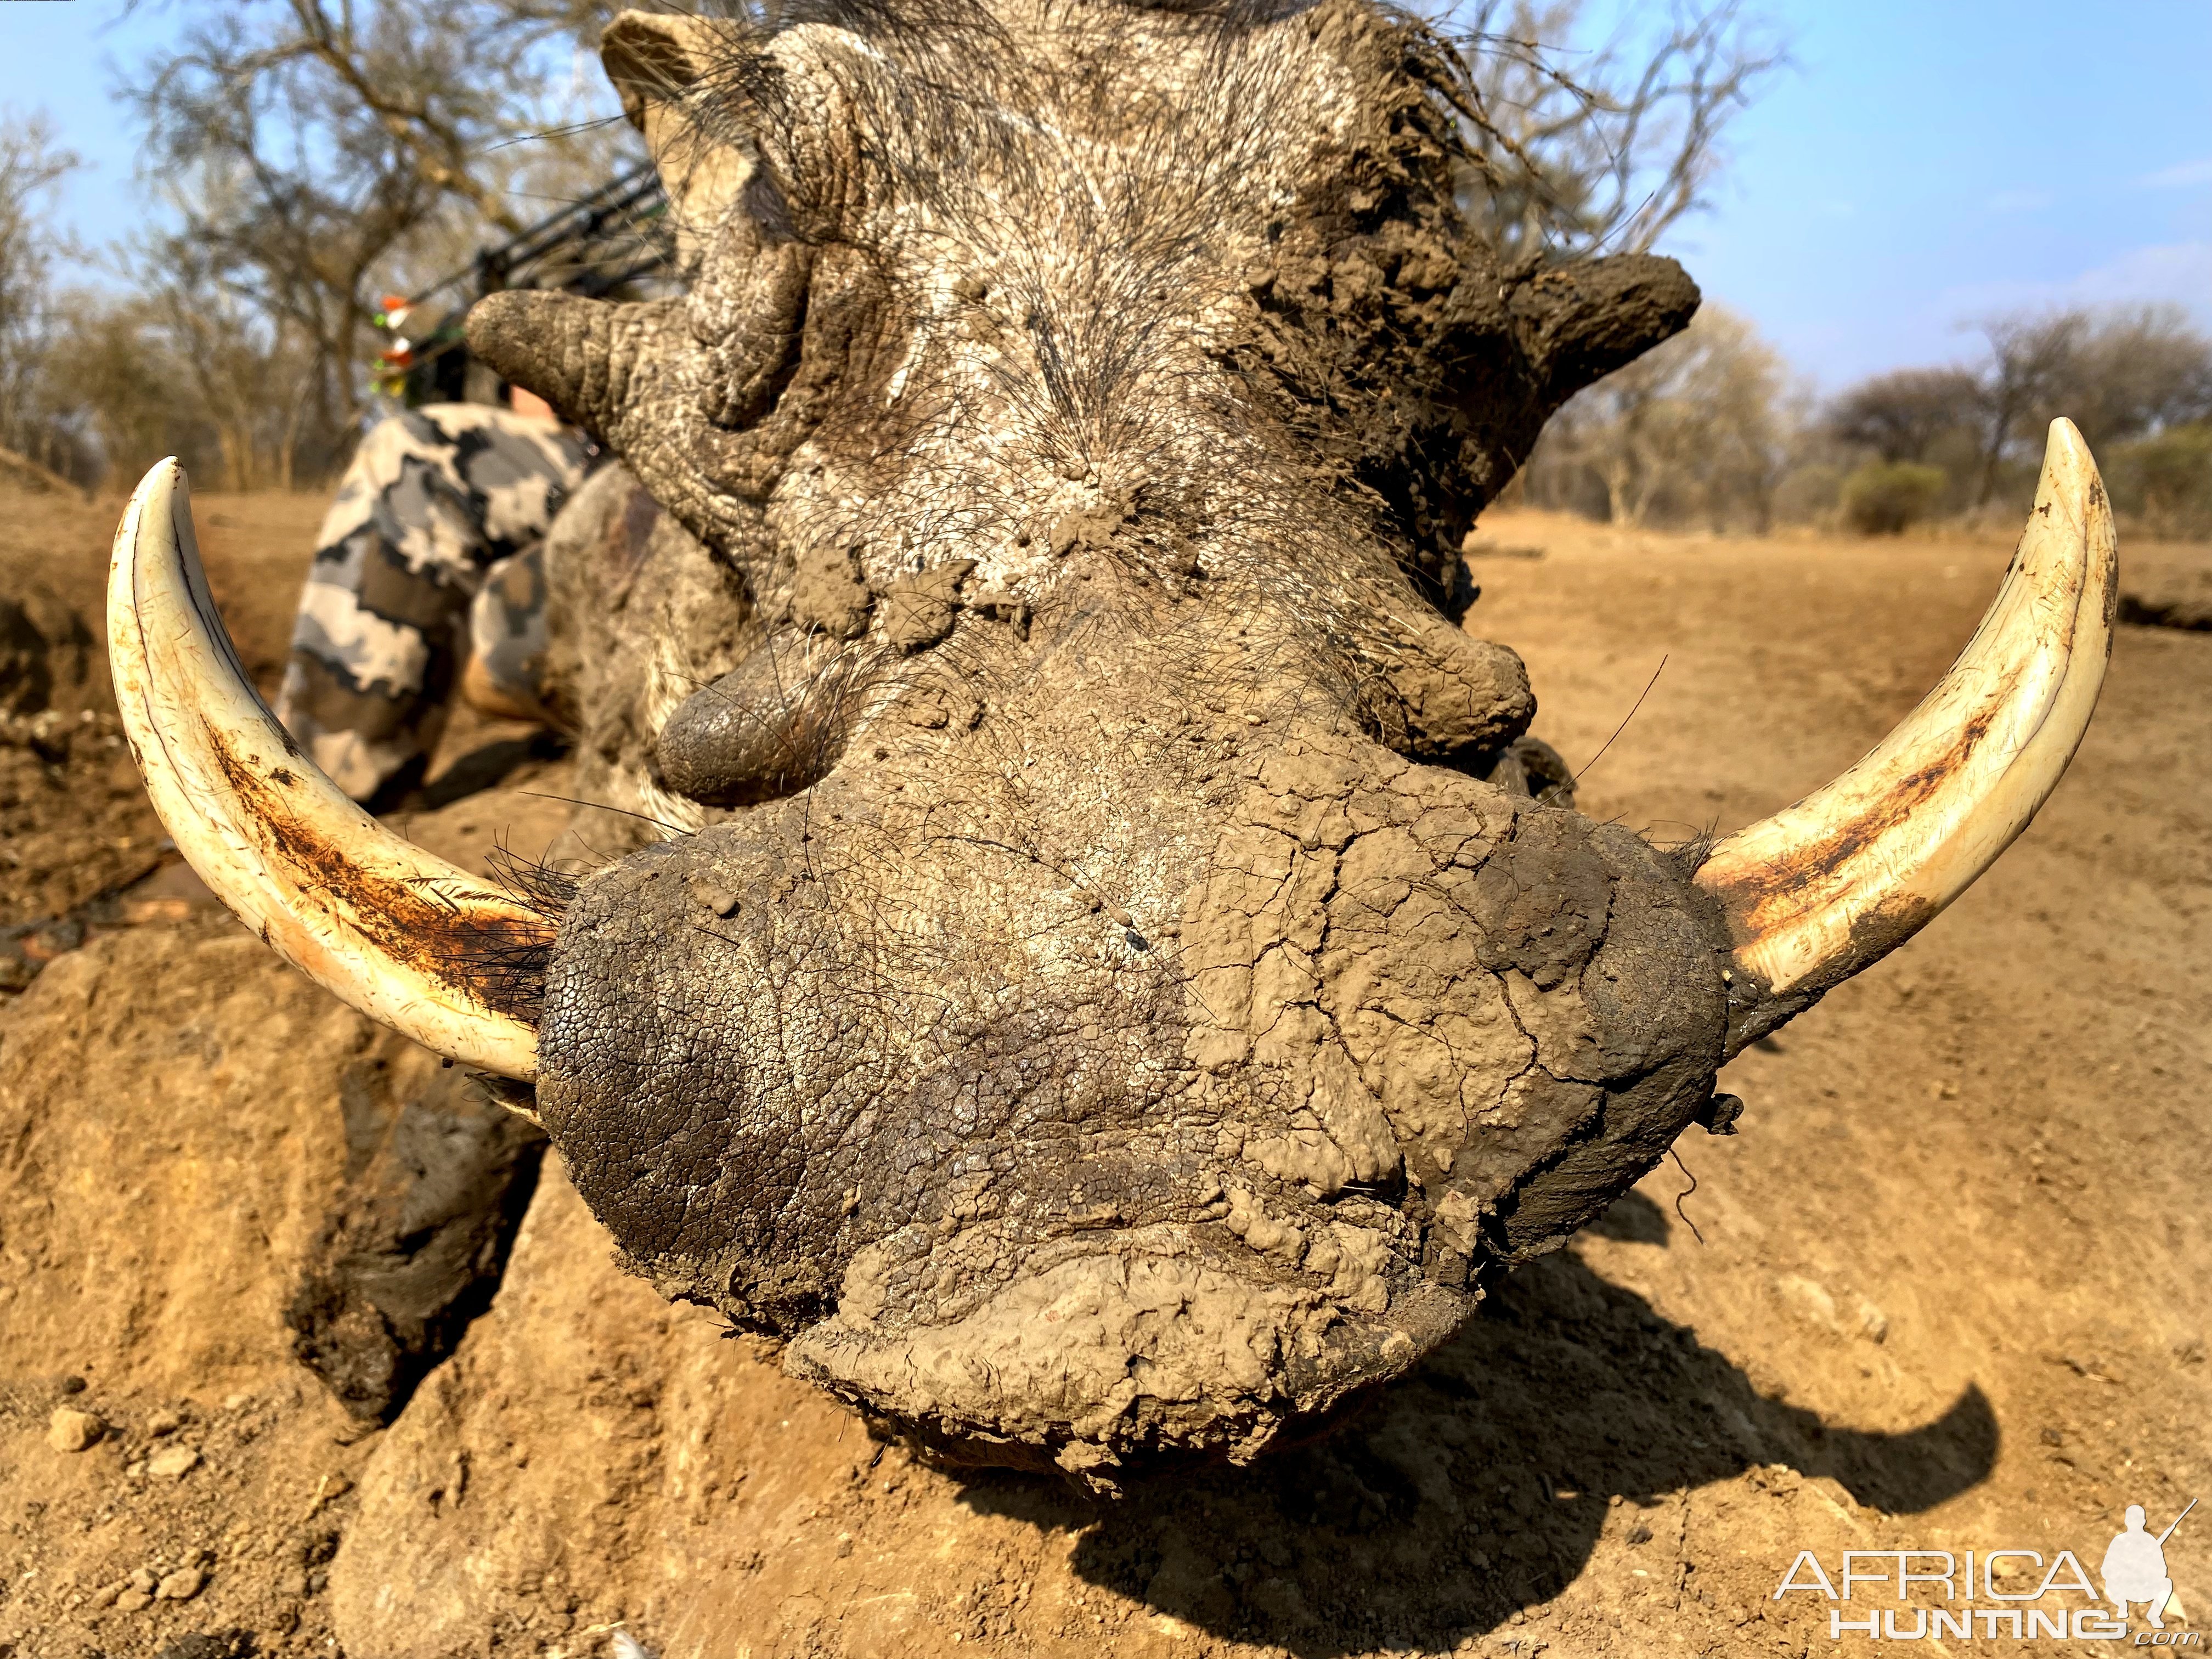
274, 309, 595, 808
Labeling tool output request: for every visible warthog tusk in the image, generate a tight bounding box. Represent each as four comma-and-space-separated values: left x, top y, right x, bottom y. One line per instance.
1697, 419, 2117, 1048
106, 460, 550, 1082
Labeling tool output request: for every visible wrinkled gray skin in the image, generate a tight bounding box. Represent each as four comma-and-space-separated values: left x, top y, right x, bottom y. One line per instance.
469, 0, 1735, 1483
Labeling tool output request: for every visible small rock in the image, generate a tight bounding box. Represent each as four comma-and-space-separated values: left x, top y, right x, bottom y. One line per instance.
147, 1443, 201, 1480
115, 1588, 153, 1613
130, 1567, 159, 1594
1776, 1274, 1839, 1330
90, 1580, 126, 1609
146, 1408, 184, 1437
689, 880, 741, 918
155, 1565, 206, 1601
1778, 1273, 1889, 1343
48, 1406, 104, 1452
59, 1374, 87, 1395
1853, 1297, 1890, 1344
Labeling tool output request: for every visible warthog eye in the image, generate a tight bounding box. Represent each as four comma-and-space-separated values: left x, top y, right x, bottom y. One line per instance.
741, 167, 801, 246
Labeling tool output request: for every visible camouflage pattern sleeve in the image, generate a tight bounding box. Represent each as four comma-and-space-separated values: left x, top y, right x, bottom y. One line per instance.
273, 404, 594, 805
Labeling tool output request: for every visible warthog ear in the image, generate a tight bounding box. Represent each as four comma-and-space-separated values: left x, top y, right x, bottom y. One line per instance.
1505, 253, 1703, 409
603, 12, 753, 247
603, 12, 718, 119
1414, 251, 1700, 530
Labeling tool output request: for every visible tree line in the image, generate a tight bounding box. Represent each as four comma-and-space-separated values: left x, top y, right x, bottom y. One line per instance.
32, 0, 2205, 546
0, 0, 637, 493
0, 0, 1788, 494
1517, 301, 2212, 540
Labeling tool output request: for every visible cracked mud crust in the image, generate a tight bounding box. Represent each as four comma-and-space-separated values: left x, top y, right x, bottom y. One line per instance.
459, 0, 1722, 1465
538, 691, 1724, 1471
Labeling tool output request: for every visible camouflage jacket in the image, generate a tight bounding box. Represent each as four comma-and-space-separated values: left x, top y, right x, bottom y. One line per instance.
274, 404, 596, 806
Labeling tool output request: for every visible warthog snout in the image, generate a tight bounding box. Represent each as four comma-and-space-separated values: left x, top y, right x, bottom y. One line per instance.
534, 707, 1723, 1472
108, 0, 2116, 1479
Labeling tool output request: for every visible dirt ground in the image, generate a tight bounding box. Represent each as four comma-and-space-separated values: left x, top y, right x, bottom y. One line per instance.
0, 481, 2205, 1659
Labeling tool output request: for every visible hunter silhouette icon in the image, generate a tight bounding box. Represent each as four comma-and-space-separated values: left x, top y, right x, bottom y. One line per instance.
2104, 1499, 2193, 1628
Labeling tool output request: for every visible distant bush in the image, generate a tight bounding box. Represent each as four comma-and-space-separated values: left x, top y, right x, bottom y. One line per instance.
1516, 304, 1796, 533
1841, 461, 1948, 535
1771, 461, 1844, 527
2106, 421, 2212, 540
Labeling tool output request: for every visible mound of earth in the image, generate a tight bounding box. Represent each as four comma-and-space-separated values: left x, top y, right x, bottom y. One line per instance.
0, 485, 330, 934
1, 494, 2206, 1659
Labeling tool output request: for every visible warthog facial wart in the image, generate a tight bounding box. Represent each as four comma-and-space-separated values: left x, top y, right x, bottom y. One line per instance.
108, 0, 2118, 1483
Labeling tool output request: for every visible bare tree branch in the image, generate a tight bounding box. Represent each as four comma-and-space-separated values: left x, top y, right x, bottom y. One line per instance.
119, 0, 642, 448
1442, 0, 1788, 264
0, 112, 85, 472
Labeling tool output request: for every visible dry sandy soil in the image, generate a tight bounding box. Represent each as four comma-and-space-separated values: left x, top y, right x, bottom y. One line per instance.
0, 479, 2205, 1659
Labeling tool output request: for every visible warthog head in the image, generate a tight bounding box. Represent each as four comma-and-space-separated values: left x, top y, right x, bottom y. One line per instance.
111, 0, 2117, 1481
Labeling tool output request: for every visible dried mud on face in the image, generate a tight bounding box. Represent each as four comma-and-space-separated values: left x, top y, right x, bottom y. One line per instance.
1, 489, 2207, 1659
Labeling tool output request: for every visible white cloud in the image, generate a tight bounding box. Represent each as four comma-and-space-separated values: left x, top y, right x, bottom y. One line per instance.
2137, 157, 2212, 190
1936, 240, 2212, 323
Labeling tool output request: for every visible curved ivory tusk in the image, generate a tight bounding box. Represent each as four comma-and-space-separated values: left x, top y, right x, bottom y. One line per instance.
106, 460, 550, 1082
1696, 419, 2117, 1045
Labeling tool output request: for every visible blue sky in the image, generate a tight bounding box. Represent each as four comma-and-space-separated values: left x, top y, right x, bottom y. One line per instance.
3, 0, 2208, 391
1677, 0, 2212, 387
1, 1, 176, 255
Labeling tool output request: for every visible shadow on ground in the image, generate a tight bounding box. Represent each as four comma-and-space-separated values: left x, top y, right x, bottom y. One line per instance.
957, 1194, 1996, 1656
415, 730, 569, 810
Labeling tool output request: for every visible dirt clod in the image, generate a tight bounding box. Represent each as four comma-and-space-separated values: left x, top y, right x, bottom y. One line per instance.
155, 1634, 254, 1659
47, 1407, 103, 1452
149, 1443, 204, 1479
285, 1040, 547, 1422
